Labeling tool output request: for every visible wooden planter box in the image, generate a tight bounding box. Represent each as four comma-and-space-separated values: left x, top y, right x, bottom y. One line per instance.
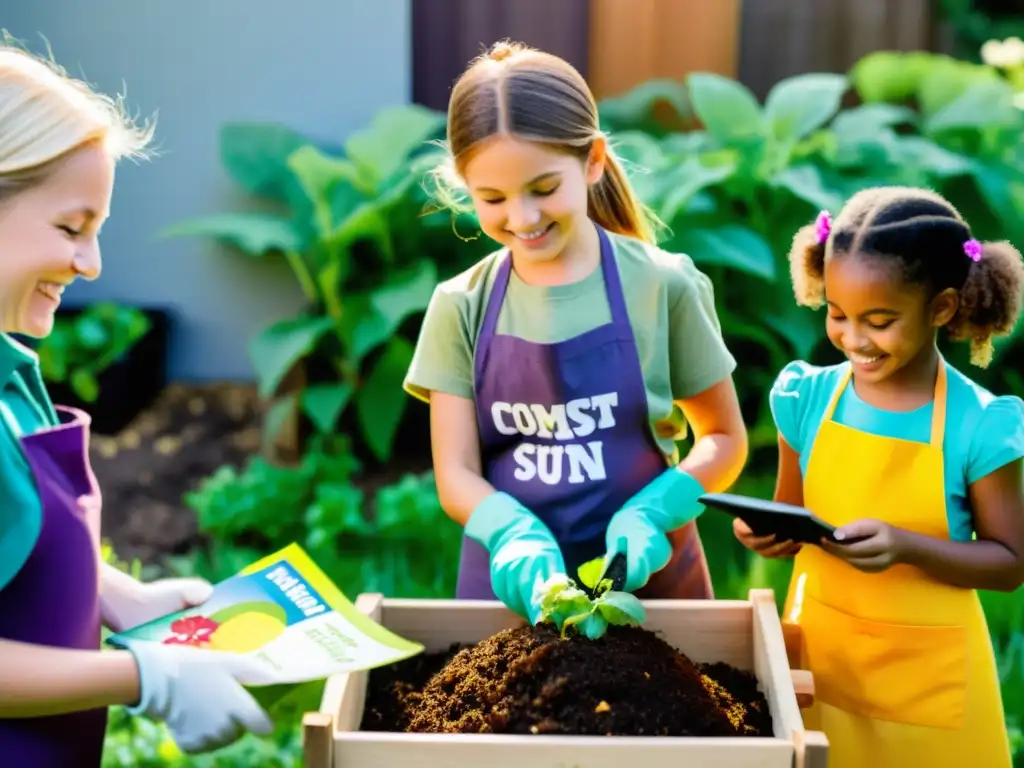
302, 589, 829, 767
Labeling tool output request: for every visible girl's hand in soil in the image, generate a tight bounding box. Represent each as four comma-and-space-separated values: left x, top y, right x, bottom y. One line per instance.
733, 517, 803, 558
100, 562, 214, 634
465, 491, 566, 623
818, 518, 907, 573
604, 468, 708, 592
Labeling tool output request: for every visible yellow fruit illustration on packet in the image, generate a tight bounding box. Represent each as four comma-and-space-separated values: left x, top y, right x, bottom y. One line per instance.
162, 601, 287, 653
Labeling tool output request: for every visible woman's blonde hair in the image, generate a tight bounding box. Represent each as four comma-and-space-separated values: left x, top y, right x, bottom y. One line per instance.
0, 36, 154, 206
434, 40, 660, 244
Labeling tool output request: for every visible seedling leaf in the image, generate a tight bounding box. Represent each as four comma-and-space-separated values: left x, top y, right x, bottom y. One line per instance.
577, 556, 605, 590
534, 573, 646, 640
595, 591, 646, 627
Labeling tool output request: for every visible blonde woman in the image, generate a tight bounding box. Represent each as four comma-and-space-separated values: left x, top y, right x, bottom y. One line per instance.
0, 43, 272, 765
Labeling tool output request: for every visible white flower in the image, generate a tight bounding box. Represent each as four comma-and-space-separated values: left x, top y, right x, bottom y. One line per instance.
981, 37, 1024, 69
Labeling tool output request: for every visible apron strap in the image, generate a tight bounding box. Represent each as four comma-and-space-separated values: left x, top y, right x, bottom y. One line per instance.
821, 360, 948, 449
478, 254, 513, 348
822, 366, 852, 421
930, 358, 947, 449
596, 226, 632, 329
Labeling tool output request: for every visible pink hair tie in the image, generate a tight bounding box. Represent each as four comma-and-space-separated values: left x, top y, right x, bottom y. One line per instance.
815, 210, 832, 244
964, 239, 982, 262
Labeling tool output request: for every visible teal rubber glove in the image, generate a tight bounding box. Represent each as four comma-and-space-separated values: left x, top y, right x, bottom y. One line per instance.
465, 491, 566, 623
604, 467, 706, 592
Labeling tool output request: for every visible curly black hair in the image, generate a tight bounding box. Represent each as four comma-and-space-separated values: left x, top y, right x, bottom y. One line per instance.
788, 186, 1024, 367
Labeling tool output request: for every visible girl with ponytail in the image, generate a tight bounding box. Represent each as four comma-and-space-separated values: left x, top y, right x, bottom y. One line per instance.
405, 40, 747, 632
737, 185, 1024, 766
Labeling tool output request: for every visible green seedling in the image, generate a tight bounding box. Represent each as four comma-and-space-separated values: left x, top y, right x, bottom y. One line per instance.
535, 556, 646, 640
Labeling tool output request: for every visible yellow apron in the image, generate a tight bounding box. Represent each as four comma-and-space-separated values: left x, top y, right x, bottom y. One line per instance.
784, 360, 1011, 768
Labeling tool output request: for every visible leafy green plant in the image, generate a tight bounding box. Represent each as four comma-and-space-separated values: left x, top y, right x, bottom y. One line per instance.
36, 302, 151, 402
535, 557, 646, 640
161, 106, 488, 462
594, 50, 1024, 462
174, 437, 461, 597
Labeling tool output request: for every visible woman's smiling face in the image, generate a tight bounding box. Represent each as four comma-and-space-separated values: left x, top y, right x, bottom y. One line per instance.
0, 141, 112, 338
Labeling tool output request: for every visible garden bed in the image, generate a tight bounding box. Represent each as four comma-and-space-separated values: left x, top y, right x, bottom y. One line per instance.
302, 590, 828, 768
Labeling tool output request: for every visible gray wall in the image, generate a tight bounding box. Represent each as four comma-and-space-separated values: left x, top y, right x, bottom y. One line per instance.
5, 0, 411, 380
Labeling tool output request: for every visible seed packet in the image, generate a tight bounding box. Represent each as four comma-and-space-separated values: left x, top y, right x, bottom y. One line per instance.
106, 543, 424, 689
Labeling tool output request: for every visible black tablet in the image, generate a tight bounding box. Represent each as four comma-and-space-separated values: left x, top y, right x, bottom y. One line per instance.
699, 492, 839, 545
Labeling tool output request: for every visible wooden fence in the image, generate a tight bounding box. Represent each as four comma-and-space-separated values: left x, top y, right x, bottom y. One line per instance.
412, 0, 946, 107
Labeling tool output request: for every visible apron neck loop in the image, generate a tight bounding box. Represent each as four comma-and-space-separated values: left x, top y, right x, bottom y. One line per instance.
823, 358, 948, 449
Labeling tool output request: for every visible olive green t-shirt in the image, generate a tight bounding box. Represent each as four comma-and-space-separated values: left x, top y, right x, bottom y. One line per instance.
403, 230, 737, 461
0, 333, 60, 592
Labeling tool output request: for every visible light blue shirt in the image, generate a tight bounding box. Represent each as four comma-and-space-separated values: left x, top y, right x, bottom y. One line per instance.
770, 359, 1024, 542
0, 333, 60, 592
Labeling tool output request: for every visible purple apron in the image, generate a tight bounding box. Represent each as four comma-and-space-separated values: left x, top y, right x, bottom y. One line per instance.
0, 405, 107, 767
459, 225, 713, 600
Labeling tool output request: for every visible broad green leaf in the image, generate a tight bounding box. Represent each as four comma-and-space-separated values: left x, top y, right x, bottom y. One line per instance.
656, 156, 736, 224
849, 51, 934, 104
916, 58, 1003, 120
355, 337, 415, 462
340, 261, 438, 366
219, 123, 308, 203
159, 212, 302, 255
329, 201, 392, 259
925, 79, 1021, 135
598, 79, 690, 133
577, 557, 605, 590
302, 383, 354, 433
344, 105, 446, 188
289, 145, 369, 208
687, 72, 764, 144
248, 316, 334, 398
673, 225, 776, 281
831, 103, 917, 136
596, 591, 646, 626
773, 164, 846, 213
893, 136, 973, 179
764, 73, 848, 143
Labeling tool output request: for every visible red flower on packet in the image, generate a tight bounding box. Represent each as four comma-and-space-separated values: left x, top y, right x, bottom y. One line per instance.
162, 615, 219, 647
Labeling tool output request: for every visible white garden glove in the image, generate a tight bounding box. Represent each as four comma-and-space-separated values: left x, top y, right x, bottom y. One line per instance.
125, 642, 275, 754
101, 564, 214, 634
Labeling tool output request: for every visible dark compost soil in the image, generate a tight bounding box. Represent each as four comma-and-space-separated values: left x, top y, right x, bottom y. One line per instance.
361, 624, 773, 738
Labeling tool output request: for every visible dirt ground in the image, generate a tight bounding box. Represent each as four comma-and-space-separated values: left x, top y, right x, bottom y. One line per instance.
90, 383, 266, 564
91, 382, 434, 566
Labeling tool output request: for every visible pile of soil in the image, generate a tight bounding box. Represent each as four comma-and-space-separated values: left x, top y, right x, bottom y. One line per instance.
361, 624, 772, 738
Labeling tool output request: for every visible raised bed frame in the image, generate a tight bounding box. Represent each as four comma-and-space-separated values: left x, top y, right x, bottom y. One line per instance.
302, 589, 828, 767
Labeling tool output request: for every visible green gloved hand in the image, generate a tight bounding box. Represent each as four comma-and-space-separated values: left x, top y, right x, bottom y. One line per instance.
604, 468, 706, 592
465, 491, 566, 623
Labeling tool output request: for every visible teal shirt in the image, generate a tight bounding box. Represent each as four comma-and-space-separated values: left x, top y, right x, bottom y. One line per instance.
0, 333, 60, 592
770, 359, 1024, 542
